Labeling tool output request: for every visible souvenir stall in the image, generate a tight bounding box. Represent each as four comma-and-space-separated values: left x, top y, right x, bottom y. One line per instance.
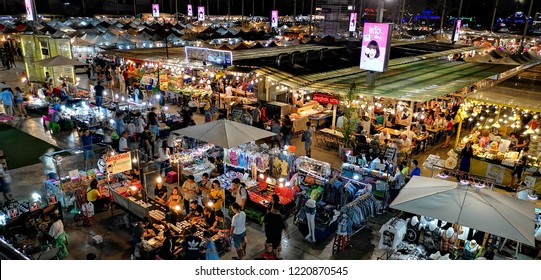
0, 194, 64, 259
106, 159, 228, 260
388, 176, 537, 260
220, 144, 296, 222
170, 142, 219, 183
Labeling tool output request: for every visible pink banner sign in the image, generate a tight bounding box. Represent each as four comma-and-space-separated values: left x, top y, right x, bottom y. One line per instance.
187, 4, 193, 16
349, 13, 357, 32
152, 4, 160, 17
198, 6, 205, 21
271, 10, 279, 28
359, 22, 392, 72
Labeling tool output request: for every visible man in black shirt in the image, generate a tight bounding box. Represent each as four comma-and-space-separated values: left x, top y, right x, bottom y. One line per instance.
182, 225, 202, 260
94, 81, 105, 107
264, 202, 289, 259
186, 200, 204, 220
141, 125, 155, 162
147, 108, 159, 138
510, 147, 529, 189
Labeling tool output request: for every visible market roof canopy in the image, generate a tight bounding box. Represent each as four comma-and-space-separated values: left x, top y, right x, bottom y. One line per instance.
467, 62, 541, 112
34, 55, 87, 67
390, 176, 536, 246
172, 119, 276, 148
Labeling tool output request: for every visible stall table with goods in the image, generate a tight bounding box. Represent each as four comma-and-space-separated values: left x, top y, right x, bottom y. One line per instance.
441, 138, 541, 191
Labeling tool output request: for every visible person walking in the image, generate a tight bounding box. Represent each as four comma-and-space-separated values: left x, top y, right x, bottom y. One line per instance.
14, 87, 27, 118
271, 118, 281, 148
0, 150, 13, 202
39, 148, 57, 180
230, 202, 247, 260
459, 141, 473, 179
0, 87, 13, 116
93, 81, 105, 108
264, 202, 289, 259
251, 106, 261, 128
302, 121, 313, 157
78, 128, 96, 170
157, 139, 171, 177
281, 115, 293, 147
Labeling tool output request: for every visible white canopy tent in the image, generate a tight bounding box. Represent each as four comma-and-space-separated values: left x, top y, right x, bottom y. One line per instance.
390, 176, 536, 246
172, 119, 276, 148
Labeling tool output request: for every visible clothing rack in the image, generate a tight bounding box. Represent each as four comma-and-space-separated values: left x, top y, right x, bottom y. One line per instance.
343, 191, 374, 237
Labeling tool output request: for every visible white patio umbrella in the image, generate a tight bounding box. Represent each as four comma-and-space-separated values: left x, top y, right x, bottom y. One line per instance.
172, 119, 276, 148
390, 176, 536, 246
34, 56, 87, 67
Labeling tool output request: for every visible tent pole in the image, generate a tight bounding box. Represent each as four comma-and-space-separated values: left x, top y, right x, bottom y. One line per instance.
454, 118, 462, 148
331, 104, 337, 129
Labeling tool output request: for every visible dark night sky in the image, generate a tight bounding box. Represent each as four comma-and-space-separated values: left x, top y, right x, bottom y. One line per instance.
29, 0, 541, 28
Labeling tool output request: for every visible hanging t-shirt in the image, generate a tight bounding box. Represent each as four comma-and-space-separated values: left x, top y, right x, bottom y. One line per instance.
405, 219, 421, 243
280, 161, 289, 176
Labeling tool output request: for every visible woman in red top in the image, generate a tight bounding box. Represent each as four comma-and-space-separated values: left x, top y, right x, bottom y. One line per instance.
442, 115, 454, 148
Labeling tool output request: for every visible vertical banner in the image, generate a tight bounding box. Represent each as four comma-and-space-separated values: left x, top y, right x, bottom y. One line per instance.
152, 4, 160, 17
452, 19, 462, 43
198, 6, 205, 21
25, 0, 35, 21
187, 4, 193, 16
271, 10, 279, 28
349, 12, 358, 32
359, 22, 392, 73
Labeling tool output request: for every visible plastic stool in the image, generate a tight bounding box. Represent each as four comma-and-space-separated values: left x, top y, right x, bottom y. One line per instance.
332, 233, 350, 255
166, 171, 178, 184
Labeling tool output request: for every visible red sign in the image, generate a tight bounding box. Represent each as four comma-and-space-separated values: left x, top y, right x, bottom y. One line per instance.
313, 93, 339, 105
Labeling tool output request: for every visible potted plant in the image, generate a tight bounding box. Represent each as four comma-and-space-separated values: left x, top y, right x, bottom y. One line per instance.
338, 83, 360, 158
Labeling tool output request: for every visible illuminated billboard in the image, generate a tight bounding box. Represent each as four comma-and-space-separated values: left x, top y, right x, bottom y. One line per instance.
271, 10, 278, 28
198, 6, 205, 21
25, 0, 34, 21
187, 4, 193, 16
452, 19, 462, 43
152, 4, 159, 17
349, 13, 357, 32
359, 22, 392, 73
185, 46, 233, 66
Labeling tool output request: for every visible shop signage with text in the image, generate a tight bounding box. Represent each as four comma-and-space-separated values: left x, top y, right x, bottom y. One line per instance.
106, 152, 132, 174
313, 93, 339, 105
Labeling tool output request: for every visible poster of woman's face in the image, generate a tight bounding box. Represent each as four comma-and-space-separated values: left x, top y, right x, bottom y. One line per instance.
187, 4, 193, 16
198, 6, 205, 21
359, 22, 391, 72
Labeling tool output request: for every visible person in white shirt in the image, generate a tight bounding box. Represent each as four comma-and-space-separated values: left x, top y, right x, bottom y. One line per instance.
397, 133, 412, 161
48, 214, 65, 240
134, 113, 146, 142
167, 133, 176, 155
97, 153, 107, 174
405, 124, 417, 142
118, 131, 129, 152
225, 85, 233, 96
230, 202, 247, 260
378, 130, 391, 142
157, 140, 171, 176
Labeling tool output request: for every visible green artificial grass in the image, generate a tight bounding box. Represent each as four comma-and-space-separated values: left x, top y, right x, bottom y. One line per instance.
0, 123, 59, 170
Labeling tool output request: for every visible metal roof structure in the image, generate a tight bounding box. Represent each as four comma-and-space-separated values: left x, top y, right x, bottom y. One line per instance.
467, 63, 541, 112
255, 45, 528, 102
102, 44, 342, 62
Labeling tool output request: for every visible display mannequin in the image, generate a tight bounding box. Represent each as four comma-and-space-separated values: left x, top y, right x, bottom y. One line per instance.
440, 227, 456, 254
463, 239, 480, 260
304, 199, 317, 243
405, 216, 422, 243
422, 222, 442, 253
